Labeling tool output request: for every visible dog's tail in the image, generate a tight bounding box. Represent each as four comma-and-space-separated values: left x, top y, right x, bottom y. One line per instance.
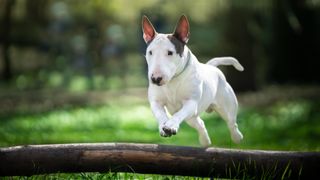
206, 57, 244, 71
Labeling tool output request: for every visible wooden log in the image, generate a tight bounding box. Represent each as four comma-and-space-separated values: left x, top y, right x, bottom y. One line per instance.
0, 143, 319, 179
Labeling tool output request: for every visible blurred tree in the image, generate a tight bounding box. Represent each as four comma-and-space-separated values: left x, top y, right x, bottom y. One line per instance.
220, 6, 257, 91
1, 0, 50, 81
26, 0, 49, 25
1, 0, 15, 81
269, 0, 320, 84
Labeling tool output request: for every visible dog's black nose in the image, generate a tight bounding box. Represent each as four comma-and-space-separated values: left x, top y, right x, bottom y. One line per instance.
151, 76, 163, 85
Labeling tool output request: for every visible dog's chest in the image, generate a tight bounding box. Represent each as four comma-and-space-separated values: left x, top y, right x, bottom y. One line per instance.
161, 83, 190, 114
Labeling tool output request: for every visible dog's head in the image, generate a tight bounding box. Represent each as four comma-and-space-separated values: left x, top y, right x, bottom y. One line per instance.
142, 15, 190, 86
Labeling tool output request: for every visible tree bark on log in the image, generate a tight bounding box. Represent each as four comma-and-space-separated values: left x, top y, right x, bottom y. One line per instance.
0, 143, 319, 179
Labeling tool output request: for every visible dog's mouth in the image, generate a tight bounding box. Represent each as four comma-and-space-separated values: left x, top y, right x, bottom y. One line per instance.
151, 80, 165, 86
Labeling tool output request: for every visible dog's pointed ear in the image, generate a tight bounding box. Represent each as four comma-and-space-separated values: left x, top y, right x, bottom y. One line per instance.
173, 15, 190, 44
142, 15, 157, 44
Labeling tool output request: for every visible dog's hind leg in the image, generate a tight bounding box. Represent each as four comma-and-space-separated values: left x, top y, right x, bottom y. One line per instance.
186, 116, 211, 147
214, 83, 243, 144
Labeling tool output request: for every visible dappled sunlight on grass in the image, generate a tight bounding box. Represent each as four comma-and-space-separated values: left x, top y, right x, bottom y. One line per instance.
0, 97, 319, 151
118, 105, 156, 130
0, 103, 160, 146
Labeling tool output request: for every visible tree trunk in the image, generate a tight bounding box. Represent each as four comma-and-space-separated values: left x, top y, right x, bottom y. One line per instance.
0, 143, 319, 179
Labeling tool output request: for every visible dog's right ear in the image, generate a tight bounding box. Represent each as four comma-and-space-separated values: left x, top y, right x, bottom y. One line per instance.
142, 15, 157, 44
173, 15, 190, 44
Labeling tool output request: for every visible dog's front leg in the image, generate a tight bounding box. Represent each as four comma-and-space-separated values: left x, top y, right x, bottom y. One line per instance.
150, 101, 171, 137
163, 100, 198, 136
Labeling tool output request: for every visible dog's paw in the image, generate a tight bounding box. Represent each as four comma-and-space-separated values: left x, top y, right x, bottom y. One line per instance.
159, 124, 171, 137
162, 121, 179, 136
199, 136, 212, 147
162, 126, 178, 136
231, 129, 243, 144
159, 128, 171, 137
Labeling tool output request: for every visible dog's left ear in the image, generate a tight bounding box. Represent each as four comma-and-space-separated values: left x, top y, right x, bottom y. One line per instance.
142, 15, 157, 44
173, 15, 190, 44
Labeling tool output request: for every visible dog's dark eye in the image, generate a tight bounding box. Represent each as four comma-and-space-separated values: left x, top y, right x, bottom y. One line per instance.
167, 51, 173, 56
149, 51, 152, 55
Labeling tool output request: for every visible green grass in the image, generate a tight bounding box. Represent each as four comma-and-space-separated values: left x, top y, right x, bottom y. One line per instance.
0, 91, 319, 179
2, 173, 208, 180
1, 98, 319, 150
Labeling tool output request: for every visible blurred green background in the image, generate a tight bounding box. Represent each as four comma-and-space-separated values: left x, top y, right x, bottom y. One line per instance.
0, 0, 320, 151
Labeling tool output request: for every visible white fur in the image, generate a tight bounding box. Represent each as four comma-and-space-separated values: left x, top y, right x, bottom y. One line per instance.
144, 23, 243, 147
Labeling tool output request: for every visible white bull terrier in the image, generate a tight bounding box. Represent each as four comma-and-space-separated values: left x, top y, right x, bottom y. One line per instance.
142, 15, 244, 147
